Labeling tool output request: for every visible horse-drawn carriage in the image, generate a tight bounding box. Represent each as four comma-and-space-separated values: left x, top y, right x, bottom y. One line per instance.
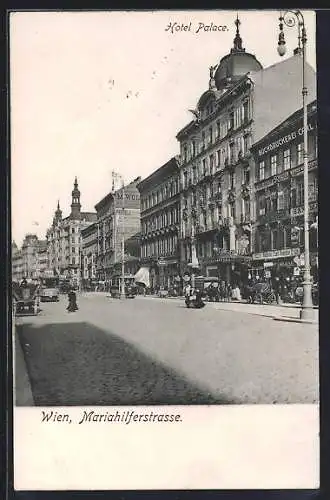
245, 281, 276, 305
12, 281, 40, 316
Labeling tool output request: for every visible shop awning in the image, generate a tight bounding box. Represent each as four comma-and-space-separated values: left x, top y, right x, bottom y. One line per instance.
134, 267, 150, 287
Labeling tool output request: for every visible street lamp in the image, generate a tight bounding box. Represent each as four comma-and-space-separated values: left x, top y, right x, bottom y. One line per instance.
187, 209, 199, 288
112, 170, 126, 300
277, 10, 314, 320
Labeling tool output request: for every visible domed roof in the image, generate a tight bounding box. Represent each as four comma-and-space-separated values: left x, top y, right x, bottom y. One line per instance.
214, 16, 263, 90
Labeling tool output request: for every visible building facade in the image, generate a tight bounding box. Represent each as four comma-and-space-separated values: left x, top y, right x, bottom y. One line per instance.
250, 100, 318, 281
137, 157, 181, 290
21, 234, 40, 279
12, 242, 23, 282
176, 17, 316, 285
95, 177, 141, 281
46, 178, 96, 284
36, 240, 49, 277
81, 222, 97, 286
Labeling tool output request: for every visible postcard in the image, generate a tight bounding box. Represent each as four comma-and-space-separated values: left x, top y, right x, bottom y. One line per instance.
10, 9, 319, 490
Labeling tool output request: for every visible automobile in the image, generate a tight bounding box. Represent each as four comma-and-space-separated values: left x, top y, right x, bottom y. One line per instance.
110, 274, 137, 298
39, 286, 59, 302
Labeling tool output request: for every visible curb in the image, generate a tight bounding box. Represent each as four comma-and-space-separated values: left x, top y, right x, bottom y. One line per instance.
14, 321, 35, 406
273, 316, 318, 325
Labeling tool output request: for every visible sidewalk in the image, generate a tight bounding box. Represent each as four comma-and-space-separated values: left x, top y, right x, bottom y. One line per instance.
14, 321, 34, 406
136, 295, 319, 323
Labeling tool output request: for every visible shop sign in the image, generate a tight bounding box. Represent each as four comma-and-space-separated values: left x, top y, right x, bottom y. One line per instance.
293, 267, 301, 276
158, 258, 166, 266
264, 262, 274, 268
291, 159, 318, 177
253, 248, 300, 261
265, 270, 271, 278
258, 122, 315, 157
255, 171, 290, 191
290, 202, 318, 217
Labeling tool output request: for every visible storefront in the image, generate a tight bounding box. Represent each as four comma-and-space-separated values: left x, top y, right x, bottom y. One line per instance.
202, 251, 252, 285
251, 248, 301, 280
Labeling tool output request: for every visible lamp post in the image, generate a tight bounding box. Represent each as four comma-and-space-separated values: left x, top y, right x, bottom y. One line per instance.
277, 10, 314, 320
187, 209, 199, 288
112, 170, 126, 300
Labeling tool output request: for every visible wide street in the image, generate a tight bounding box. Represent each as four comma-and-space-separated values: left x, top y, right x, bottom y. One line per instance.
15, 293, 319, 406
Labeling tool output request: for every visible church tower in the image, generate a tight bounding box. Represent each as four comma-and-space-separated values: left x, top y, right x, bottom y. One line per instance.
70, 177, 81, 218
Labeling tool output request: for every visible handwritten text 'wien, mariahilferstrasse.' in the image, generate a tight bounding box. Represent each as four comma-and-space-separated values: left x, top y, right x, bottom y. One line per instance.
41, 410, 183, 425
165, 22, 229, 34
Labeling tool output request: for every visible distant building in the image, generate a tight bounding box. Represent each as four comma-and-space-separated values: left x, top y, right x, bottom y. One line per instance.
94, 177, 141, 281
21, 234, 39, 279
81, 222, 97, 285
250, 100, 318, 281
176, 16, 316, 283
36, 240, 49, 277
12, 242, 23, 282
46, 178, 96, 284
136, 157, 181, 290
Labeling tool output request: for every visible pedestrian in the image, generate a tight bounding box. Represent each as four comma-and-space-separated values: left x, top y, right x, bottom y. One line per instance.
67, 288, 78, 312
273, 277, 281, 304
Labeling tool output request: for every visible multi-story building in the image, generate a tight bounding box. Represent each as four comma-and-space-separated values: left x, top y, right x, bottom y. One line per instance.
12, 242, 23, 282
95, 177, 141, 281
81, 222, 97, 286
137, 157, 181, 290
176, 16, 316, 284
21, 233, 39, 279
36, 240, 49, 277
250, 100, 318, 281
46, 178, 96, 284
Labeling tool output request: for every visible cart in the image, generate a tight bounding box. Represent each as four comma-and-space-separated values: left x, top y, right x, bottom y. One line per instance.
13, 282, 40, 316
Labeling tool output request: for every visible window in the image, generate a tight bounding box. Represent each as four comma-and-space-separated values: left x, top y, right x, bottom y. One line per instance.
297, 182, 304, 205
277, 190, 284, 210
243, 168, 250, 184
229, 203, 236, 220
229, 111, 234, 129
229, 142, 234, 163
271, 155, 277, 176
183, 144, 188, 163
297, 143, 304, 165
243, 198, 250, 219
230, 171, 235, 189
202, 158, 207, 176
209, 154, 214, 175
183, 171, 188, 188
259, 161, 265, 181
243, 100, 249, 122
192, 140, 196, 157
192, 165, 197, 183
283, 149, 291, 170
209, 126, 213, 144
202, 131, 206, 150
216, 121, 220, 138
216, 149, 221, 168
243, 135, 249, 154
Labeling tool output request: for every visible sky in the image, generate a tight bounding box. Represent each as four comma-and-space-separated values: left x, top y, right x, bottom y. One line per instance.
10, 10, 316, 246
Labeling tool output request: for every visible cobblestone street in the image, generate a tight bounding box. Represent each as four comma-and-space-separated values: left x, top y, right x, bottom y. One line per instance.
15, 293, 319, 406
